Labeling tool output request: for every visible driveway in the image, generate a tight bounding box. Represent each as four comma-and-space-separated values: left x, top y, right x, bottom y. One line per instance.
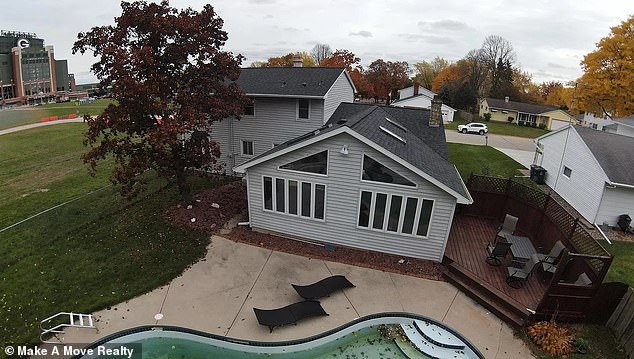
445, 130, 536, 169
61, 236, 533, 358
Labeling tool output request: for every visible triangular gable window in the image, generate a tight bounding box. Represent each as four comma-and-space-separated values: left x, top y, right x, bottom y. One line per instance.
362, 155, 415, 187
279, 150, 328, 175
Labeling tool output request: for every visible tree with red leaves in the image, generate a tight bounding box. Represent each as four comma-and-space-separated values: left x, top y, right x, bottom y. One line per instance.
365, 59, 409, 102
320, 49, 371, 97
73, 1, 248, 201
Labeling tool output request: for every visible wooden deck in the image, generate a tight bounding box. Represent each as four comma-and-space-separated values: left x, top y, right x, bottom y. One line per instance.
444, 215, 549, 316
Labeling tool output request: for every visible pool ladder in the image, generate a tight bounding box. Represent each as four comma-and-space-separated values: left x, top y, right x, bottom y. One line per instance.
40, 312, 97, 344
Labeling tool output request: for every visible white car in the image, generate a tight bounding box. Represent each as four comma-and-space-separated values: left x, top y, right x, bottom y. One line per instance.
457, 122, 488, 135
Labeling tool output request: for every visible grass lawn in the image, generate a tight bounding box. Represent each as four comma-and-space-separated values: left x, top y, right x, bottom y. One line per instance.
0, 124, 225, 345
604, 240, 634, 287
0, 99, 113, 131
447, 143, 525, 180
446, 117, 550, 139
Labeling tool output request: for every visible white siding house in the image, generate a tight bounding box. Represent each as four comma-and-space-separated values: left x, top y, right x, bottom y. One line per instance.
393, 85, 455, 122
535, 126, 634, 226
235, 103, 472, 261
604, 116, 634, 138
210, 67, 355, 172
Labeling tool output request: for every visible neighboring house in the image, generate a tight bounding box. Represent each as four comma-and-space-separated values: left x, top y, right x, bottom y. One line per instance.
604, 115, 634, 138
534, 126, 634, 226
211, 66, 356, 172
234, 102, 472, 262
479, 97, 577, 130
576, 112, 613, 131
393, 84, 455, 122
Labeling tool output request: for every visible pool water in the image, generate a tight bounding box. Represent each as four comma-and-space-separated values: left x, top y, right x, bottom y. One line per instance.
137, 326, 415, 359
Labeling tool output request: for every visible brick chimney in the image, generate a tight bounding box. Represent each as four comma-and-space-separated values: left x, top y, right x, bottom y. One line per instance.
292, 55, 303, 67
429, 95, 442, 127
504, 96, 509, 103
413, 82, 419, 96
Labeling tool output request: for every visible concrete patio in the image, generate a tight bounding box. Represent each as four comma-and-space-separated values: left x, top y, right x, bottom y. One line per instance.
62, 235, 534, 358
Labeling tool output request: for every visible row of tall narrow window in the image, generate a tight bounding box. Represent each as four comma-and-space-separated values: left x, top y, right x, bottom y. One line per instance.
263, 176, 325, 220
358, 191, 433, 237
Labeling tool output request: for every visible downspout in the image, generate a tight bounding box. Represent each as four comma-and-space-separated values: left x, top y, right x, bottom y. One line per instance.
229, 117, 235, 173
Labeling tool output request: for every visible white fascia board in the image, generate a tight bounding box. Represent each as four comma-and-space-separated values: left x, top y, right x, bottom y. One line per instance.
246, 93, 324, 99
324, 69, 357, 99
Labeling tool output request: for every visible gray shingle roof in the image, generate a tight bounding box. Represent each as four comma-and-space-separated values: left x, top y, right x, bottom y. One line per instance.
486, 98, 559, 115
238, 102, 469, 201
234, 67, 346, 97
575, 126, 634, 186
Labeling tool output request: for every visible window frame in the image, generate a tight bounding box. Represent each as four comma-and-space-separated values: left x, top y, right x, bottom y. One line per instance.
563, 166, 572, 179
296, 98, 311, 120
359, 152, 418, 189
278, 150, 329, 178
243, 100, 255, 117
261, 176, 326, 222
240, 140, 254, 157
356, 189, 435, 239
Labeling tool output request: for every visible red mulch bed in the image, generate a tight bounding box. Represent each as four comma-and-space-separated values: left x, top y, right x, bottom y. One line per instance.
606, 227, 634, 242
228, 226, 444, 281
164, 181, 247, 232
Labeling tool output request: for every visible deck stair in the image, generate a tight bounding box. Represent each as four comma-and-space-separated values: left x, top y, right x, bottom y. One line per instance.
443, 259, 532, 327
398, 321, 470, 358
40, 312, 96, 343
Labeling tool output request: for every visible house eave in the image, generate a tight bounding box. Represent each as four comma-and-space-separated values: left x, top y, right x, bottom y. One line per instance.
246, 93, 325, 99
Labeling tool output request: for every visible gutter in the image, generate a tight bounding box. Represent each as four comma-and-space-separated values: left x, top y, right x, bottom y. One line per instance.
594, 223, 612, 245
246, 93, 325, 100
606, 181, 634, 190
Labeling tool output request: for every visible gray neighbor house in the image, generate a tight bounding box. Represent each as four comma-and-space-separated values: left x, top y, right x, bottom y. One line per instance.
234, 101, 473, 262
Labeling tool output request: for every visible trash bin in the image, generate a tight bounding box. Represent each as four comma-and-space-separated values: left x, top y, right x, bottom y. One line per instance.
531, 165, 547, 184
618, 214, 631, 232
529, 164, 537, 180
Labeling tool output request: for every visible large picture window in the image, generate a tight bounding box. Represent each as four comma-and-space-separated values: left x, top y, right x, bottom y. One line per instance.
357, 190, 434, 238
262, 176, 325, 221
279, 150, 328, 175
362, 155, 415, 187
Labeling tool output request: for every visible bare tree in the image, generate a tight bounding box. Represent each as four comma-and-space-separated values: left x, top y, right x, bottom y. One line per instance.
480, 35, 516, 95
462, 49, 488, 99
310, 43, 332, 65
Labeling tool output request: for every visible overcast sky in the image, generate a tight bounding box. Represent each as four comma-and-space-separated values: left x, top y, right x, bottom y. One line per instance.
2, 1, 631, 85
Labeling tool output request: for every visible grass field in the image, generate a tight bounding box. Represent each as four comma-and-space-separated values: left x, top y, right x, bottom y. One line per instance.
447, 143, 525, 180
0, 123, 223, 345
0, 99, 113, 131
446, 117, 550, 139
605, 240, 634, 287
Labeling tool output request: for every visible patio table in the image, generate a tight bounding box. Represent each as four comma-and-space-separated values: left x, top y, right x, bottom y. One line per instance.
505, 234, 537, 265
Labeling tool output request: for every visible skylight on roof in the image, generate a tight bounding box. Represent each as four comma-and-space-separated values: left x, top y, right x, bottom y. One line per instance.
379, 126, 406, 144
384, 117, 407, 132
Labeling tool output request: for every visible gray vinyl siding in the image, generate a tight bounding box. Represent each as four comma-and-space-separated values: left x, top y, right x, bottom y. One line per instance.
245, 133, 457, 262
537, 128, 608, 223
323, 72, 355, 123
616, 125, 634, 138
210, 97, 324, 172
596, 187, 634, 226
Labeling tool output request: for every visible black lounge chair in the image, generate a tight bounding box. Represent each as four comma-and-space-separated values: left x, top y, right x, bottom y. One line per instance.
253, 300, 328, 332
292, 275, 355, 299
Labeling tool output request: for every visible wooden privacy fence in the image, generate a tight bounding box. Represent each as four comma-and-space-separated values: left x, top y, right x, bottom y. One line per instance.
461, 174, 616, 322
607, 287, 634, 357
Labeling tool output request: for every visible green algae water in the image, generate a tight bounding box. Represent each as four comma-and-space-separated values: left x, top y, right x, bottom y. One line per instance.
136, 327, 419, 359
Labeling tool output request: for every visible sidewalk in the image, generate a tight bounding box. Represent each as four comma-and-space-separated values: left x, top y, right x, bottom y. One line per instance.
62, 235, 533, 358
0, 119, 84, 136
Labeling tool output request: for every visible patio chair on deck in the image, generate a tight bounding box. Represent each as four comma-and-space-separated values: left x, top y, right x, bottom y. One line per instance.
506, 256, 539, 289
253, 300, 328, 333
292, 275, 355, 300
485, 241, 513, 266
535, 241, 566, 273
496, 214, 519, 241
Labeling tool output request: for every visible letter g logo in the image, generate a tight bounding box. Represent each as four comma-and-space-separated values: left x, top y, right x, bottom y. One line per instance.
17, 39, 30, 49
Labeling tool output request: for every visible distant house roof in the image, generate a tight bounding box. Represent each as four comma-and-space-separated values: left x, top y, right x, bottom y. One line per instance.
233, 67, 349, 98
391, 94, 457, 111
485, 98, 560, 115
235, 102, 472, 204
575, 126, 634, 186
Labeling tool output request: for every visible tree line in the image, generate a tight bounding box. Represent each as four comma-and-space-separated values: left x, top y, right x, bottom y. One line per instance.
253, 17, 634, 118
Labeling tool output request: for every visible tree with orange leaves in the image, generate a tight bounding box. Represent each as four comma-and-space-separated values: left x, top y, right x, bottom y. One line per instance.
320, 49, 371, 97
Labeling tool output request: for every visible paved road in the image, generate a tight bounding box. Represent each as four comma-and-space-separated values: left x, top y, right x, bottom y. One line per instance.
445, 130, 536, 168
0, 119, 84, 136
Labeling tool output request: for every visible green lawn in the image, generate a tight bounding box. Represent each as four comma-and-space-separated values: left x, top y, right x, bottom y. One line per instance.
0, 124, 222, 345
605, 240, 634, 287
446, 117, 550, 139
0, 99, 113, 131
447, 143, 525, 180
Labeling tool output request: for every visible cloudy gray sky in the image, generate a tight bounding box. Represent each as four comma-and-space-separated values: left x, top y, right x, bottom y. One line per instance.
2, 0, 631, 84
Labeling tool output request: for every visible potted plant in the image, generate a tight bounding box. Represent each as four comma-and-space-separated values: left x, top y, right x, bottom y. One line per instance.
573, 338, 588, 354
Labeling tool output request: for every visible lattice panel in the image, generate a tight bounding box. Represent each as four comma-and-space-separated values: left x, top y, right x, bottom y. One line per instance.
508, 181, 548, 208
468, 175, 508, 193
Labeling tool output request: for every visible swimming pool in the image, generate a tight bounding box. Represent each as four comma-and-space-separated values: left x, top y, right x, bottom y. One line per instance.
75, 313, 484, 358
